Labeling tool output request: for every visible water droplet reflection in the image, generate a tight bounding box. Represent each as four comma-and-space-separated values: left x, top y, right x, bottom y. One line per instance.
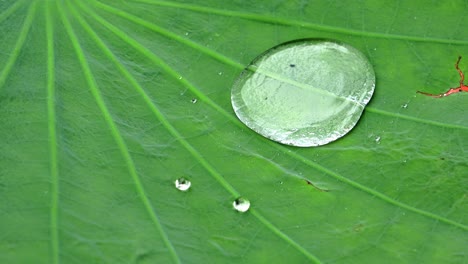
233, 197, 250, 212
175, 177, 191, 191
231, 39, 376, 147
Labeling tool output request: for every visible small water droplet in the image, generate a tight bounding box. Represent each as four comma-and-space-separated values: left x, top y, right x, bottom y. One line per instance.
191, 98, 197, 104
375, 136, 381, 144
231, 39, 375, 147
218, 71, 223, 75
175, 177, 191, 191
401, 103, 408, 108
178, 76, 183, 80
185, 32, 189, 36
233, 197, 250, 212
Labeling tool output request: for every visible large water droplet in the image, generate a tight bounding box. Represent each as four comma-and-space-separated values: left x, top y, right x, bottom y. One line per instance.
174, 177, 191, 191
233, 197, 250, 212
231, 39, 375, 147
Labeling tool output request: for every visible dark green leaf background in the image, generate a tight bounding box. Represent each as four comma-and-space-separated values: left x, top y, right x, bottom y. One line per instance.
0, 0, 466, 263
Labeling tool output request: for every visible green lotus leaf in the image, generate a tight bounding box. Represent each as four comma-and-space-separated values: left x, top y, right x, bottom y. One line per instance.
0, 1, 466, 263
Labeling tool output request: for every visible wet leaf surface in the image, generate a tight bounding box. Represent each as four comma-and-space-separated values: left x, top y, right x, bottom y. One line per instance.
0, 1, 467, 263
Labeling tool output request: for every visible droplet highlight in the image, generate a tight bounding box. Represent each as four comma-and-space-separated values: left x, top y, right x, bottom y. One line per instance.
191, 98, 197, 104
233, 197, 250, 212
174, 177, 191, 191
375, 136, 381, 144
231, 39, 376, 147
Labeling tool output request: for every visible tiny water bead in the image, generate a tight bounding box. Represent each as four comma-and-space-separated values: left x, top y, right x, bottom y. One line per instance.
375, 136, 381, 144
174, 177, 191, 191
231, 39, 376, 147
233, 197, 250, 212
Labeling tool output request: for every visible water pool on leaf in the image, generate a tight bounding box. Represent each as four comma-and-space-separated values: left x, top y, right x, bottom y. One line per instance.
231, 39, 375, 147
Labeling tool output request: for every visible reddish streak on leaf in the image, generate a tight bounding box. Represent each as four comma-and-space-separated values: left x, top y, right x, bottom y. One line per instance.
417, 56, 468, 98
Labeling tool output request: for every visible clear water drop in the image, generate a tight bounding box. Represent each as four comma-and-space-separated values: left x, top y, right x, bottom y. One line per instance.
231, 39, 375, 147
191, 98, 197, 104
401, 103, 408, 108
233, 197, 250, 212
375, 136, 381, 144
174, 177, 191, 191
218, 71, 223, 76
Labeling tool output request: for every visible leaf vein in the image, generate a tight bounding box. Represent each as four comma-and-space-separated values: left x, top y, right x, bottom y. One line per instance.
46, 2, 60, 264
92, 0, 244, 69
131, 0, 468, 45
0, 1, 35, 90
75, 1, 323, 262
283, 149, 468, 231
0, 0, 26, 24
92, 0, 468, 131
60, 1, 181, 263
89, 0, 467, 231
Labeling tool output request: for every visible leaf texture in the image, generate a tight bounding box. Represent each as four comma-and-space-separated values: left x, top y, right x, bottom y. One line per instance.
0, 0, 467, 263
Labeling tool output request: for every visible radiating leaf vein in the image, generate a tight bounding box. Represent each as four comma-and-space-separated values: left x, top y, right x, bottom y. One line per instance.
0, 0, 26, 24
46, 1, 60, 264
131, 0, 468, 45
88, 0, 468, 231
0, 1, 36, 90
94, 0, 468, 131
59, 1, 181, 263
73, 1, 324, 262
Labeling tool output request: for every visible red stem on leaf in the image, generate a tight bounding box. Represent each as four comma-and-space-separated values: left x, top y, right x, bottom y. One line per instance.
417, 56, 468, 98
